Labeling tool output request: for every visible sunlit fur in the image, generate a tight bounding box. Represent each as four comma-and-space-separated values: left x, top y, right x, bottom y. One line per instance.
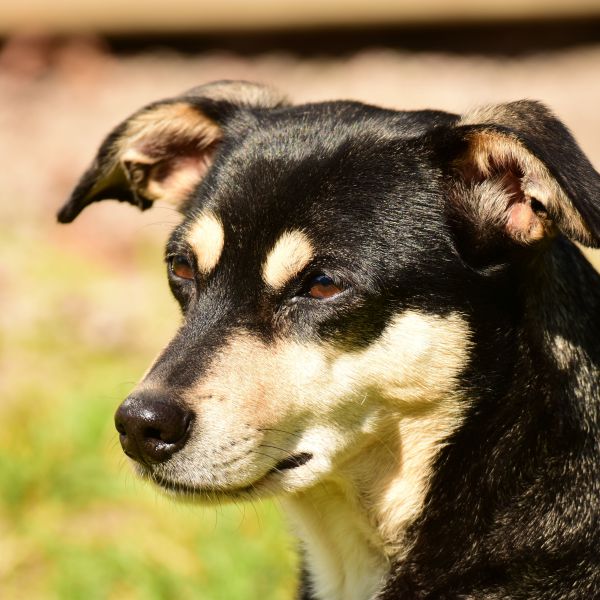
186, 211, 225, 274
141, 312, 470, 600
456, 107, 594, 245
118, 103, 221, 207
262, 230, 315, 291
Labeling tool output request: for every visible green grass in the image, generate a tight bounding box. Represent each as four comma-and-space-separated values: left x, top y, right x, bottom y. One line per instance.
0, 230, 297, 599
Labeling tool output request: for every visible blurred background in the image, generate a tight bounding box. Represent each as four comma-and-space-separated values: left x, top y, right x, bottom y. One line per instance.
1, 1, 600, 599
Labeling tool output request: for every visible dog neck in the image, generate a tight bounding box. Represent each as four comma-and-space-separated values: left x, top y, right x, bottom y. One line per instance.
283, 479, 388, 600
282, 399, 464, 600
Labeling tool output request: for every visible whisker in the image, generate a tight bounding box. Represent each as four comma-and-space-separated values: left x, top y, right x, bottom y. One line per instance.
258, 443, 298, 455
250, 449, 281, 463
258, 427, 303, 439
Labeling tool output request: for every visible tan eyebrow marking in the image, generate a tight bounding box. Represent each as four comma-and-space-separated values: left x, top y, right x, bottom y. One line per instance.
186, 212, 225, 273
262, 230, 314, 290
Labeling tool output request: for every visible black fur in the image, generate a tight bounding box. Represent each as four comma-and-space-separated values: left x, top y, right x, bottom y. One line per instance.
59, 83, 600, 600
376, 240, 600, 599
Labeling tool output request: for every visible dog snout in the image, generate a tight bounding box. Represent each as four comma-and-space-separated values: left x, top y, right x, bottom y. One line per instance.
114, 394, 193, 465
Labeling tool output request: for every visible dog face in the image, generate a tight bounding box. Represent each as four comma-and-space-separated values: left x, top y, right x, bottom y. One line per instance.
59, 82, 600, 505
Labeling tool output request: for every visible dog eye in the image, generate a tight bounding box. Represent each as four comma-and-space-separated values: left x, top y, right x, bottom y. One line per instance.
306, 274, 342, 299
169, 256, 194, 280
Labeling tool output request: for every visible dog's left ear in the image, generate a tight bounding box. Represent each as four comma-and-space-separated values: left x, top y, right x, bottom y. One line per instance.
439, 100, 600, 252
57, 81, 287, 223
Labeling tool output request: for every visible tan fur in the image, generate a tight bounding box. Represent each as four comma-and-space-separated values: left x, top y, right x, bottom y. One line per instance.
455, 113, 593, 245
262, 230, 314, 290
139, 310, 470, 600
120, 102, 221, 154
117, 102, 221, 208
186, 212, 225, 274
283, 483, 389, 600
283, 390, 464, 600
82, 83, 286, 212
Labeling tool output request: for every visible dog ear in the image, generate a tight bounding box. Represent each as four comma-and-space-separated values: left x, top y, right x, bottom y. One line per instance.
57, 81, 287, 223
440, 100, 600, 255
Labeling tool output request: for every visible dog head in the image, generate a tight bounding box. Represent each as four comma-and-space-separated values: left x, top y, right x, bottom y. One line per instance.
59, 81, 600, 502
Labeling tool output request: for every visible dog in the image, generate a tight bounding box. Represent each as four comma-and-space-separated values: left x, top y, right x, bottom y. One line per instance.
58, 81, 600, 600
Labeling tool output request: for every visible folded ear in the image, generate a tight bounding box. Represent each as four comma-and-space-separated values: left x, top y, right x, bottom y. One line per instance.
57, 81, 287, 223
441, 100, 600, 256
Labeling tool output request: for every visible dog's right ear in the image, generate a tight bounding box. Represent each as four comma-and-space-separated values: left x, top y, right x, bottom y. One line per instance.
57, 81, 287, 223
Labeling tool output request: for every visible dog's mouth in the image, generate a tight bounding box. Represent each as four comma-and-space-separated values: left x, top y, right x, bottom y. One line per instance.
146, 452, 313, 497
271, 451, 313, 472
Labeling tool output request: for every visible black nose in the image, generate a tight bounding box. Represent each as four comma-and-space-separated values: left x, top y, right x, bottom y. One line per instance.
114, 394, 193, 465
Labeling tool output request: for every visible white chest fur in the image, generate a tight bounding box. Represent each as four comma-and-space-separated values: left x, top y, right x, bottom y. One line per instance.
282, 483, 389, 600
280, 395, 466, 600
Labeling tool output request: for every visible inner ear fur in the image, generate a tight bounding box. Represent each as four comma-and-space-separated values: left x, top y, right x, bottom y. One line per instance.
118, 102, 222, 205
447, 101, 600, 250
57, 81, 287, 223
452, 129, 576, 245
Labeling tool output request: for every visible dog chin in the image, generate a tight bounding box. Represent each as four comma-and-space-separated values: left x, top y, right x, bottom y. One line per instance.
133, 452, 315, 502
